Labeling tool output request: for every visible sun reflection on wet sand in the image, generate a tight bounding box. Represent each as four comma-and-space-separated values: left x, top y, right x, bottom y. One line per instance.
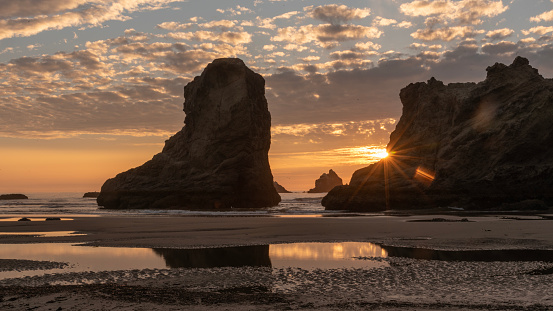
270, 242, 388, 269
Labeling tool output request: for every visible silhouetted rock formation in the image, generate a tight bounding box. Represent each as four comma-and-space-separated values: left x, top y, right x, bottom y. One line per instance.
308, 169, 343, 193
323, 57, 553, 211
0, 194, 28, 200
83, 192, 100, 198
274, 181, 291, 193
97, 58, 281, 209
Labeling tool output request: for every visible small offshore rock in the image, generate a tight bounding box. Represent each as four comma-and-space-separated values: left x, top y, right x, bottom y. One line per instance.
274, 181, 292, 193
308, 169, 343, 193
83, 192, 100, 198
0, 194, 28, 200
18, 217, 31, 222
45, 217, 61, 221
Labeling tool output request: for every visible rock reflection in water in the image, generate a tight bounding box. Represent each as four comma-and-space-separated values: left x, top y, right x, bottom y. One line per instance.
153, 243, 389, 270
152, 245, 272, 268
382, 245, 553, 262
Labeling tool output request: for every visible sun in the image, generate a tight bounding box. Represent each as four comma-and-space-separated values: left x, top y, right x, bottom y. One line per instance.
373, 150, 389, 159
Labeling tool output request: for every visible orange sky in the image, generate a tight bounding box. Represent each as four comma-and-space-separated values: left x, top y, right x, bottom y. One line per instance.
0, 136, 386, 193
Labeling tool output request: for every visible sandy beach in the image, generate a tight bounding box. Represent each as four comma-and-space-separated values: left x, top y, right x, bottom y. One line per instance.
1, 214, 553, 310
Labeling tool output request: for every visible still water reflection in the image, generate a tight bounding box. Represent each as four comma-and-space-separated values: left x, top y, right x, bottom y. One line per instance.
0, 231, 84, 237
0, 242, 388, 280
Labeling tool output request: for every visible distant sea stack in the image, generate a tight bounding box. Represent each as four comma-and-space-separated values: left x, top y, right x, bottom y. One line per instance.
83, 192, 100, 198
274, 181, 292, 193
0, 194, 28, 200
308, 169, 343, 193
323, 57, 553, 211
97, 58, 281, 209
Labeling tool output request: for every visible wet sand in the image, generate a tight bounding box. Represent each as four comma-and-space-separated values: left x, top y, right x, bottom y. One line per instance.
1, 214, 553, 310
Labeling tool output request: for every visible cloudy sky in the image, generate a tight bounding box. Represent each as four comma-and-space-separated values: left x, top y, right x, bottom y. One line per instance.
1, 0, 552, 192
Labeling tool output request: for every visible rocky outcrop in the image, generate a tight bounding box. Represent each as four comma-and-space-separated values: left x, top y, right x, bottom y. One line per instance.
0, 194, 28, 200
323, 57, 553, 211
274, 181, 292, 193
83, 192, 100, 198
97, 58, 281, 209
308, 169, 343, 193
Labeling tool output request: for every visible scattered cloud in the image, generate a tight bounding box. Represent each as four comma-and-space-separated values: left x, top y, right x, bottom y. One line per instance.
272, 24, 381, 46
400, 0, 508, 25
411, 25, 484, 41
354, 41, 381, 51
0, 0, 184, 40
530, 8, 553, 22
1, 0, 552, 141
310, 4, 371, 24
372, 16, 397, 27
485, 28, 514, 41
167, 30, 252, 45
216, 5, 253, 16
401, 0, 507, 42
522, 26, 553, 36
481, 41, 518, 55
395, 21, 413, 28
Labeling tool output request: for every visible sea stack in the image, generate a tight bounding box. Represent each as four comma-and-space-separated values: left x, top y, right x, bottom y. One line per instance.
97, 58, 281, 209
308, 169, 343, 193
323, 57, 553, 211
274, 181, 292, 193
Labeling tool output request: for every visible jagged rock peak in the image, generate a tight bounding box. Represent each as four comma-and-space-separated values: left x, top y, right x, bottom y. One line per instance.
274, 181, 292, 193
486, 56, 541, 81
323, 57, 553, 211
308, 169, 343, 193
97, 58, 281, 209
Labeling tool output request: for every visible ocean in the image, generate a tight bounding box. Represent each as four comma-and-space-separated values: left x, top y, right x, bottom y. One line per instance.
0, 192, 341, 217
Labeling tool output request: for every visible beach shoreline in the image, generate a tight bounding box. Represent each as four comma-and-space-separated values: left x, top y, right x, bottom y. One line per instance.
2, 214, 553, 310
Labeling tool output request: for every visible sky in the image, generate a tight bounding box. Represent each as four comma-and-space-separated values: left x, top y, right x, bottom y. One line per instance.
1, 0, 552, 193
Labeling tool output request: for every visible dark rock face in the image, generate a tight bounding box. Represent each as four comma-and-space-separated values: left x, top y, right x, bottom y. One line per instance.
274, 181, 291, 193
323, 57, 553, 211
308, 169, 343, 193
0, 194, 28, 200
83, 192, 100, 198
97, 58, 281, 209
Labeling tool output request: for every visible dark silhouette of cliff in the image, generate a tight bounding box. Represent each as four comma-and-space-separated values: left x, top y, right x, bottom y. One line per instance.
323, 57, 553, 211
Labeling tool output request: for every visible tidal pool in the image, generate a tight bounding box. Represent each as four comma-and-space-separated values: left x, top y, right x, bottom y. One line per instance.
0, 242, 389, 281
4, 242, 552, 282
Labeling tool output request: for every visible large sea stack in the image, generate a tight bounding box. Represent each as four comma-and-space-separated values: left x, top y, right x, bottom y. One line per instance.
323, 57, 553, 211
97, 58, 281, 209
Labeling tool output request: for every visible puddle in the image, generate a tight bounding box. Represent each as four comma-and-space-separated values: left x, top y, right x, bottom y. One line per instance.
0, 242, 389, 280
0, 217, 74, 222
275, 215, 323, 218
4, 241, 553, 282
0, 231, 85, 237
270, 242, 387, 269
381, 245, 553, 262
